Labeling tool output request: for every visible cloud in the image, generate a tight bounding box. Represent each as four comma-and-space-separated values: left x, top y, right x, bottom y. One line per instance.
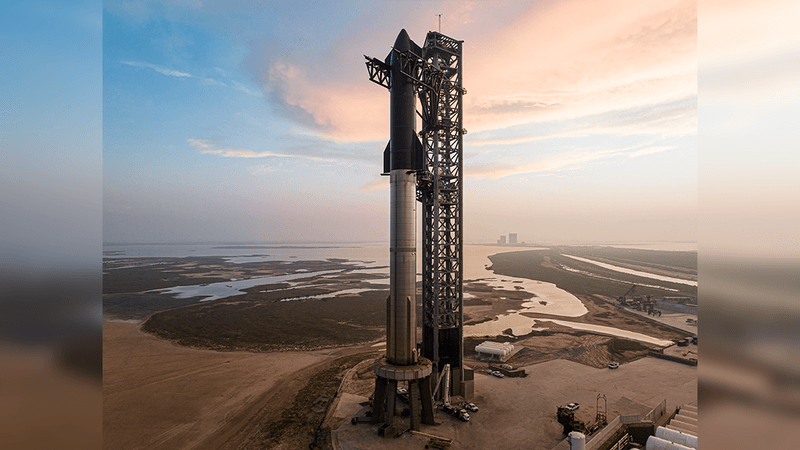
231, 80, 262, 97
121, 61, 265, 97
465, 144, 653, 179
250, 164, 281, 175
466, 98, 697, 148
187, 138, 336, 162
201, 148, 277, 158
359, 177, 388, 191
262, 59, 387, 142
120, 60, 192, 77
201, 78, 226, 86
628, 146, 675, 158
186, 138, 214, 150
463, 0, 697, 134
247, 0, 695, 144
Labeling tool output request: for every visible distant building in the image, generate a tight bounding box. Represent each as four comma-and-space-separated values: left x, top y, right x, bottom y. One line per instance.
475, 341, 515, 361
509, 233, 517, 244
498, 235, 506, 245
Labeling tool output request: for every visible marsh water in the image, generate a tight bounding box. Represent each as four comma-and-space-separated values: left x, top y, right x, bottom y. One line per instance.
104, 242, 685, 344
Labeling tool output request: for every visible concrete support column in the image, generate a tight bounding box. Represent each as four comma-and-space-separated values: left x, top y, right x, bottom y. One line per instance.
372, 377, 387, 424
409, 381, 421, 430
419, 376, 435, 425
384, 379, 397, 427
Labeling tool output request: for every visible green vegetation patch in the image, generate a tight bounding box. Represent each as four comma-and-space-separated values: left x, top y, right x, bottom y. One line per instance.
556, 246, 697, 271
141, 290, 387, 351
488, 248, 696, 298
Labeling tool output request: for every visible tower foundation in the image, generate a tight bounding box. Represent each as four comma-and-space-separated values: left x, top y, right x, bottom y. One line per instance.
372, 356, 436, 436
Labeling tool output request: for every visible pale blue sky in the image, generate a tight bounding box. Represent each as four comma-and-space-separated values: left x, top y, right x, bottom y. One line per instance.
102, 0, 698, 245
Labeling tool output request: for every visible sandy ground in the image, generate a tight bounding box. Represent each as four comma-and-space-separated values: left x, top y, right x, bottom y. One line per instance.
333, 357, 697, 450
103, 252, 697, 449
623, 307, 698, 334
103, 320, 330, 450
521, 294, 690, 341
664, 341, 699, 360
0, 345, 101, 449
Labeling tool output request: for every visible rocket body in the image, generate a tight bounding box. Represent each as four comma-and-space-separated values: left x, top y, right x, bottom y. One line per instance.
387, 170, 416, 365
386, 29, 418, 366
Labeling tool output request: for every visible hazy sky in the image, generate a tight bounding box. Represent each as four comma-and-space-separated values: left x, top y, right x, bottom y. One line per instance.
103, 0, 697, 245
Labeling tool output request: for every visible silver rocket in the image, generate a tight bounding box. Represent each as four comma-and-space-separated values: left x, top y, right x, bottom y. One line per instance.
385, 29, 424, 366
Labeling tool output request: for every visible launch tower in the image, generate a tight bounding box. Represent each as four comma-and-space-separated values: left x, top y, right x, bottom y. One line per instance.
365, 28, 468, 436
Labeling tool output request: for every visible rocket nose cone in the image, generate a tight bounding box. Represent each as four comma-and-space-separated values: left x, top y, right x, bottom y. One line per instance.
394, 28, 411, 52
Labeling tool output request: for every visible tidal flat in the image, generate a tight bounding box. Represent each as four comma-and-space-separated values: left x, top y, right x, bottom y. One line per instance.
103, 244, 696, 449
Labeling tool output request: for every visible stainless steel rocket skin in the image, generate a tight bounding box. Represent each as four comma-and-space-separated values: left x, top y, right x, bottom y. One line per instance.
386, 29, 419, 367
387, 170, 416, 365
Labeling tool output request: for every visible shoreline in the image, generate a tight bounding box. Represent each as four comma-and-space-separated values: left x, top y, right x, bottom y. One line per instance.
103, 247, 697, 449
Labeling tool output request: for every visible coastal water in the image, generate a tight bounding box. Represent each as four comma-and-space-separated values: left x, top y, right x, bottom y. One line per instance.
562, 254, 697, 287
105, 242, 685, 344
105, 243, 585, 314
103, 242, 388, 263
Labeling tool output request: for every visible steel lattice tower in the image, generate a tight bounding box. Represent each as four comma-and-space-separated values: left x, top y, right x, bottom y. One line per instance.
416, 32, 468, 397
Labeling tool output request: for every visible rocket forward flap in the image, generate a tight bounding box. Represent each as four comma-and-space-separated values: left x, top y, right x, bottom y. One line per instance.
410, 39, 422, 58
414, 135, 424, 171
383, 140, 391, 175
384, 137, 422, 173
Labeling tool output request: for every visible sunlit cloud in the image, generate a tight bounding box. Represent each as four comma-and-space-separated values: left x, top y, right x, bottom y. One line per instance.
463, 0, 696, 134
104, 0, 699, 246
467, 99, 697, 148
249, 0, 696, 145
202, 148, 277, 158
465, 144, 651, 179
120, 60, 192, 77
250, 164, 281, 175
121, 61, 266, 98
187, 138, 336, 162
186, 138, 213, 150
628, 146, 675, 158
359, 177, 388, 192
262, 59, 387, 142
231, 80, 263, 97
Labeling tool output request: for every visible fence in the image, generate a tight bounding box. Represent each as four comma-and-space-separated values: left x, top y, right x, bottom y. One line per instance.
586, 416, 622, 450
643, 399, 667, 422
606, 433, 631, 450
620, 415, 641, 424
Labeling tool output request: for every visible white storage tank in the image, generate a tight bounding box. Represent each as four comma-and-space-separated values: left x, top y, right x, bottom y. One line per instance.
669, 419, 697, 434
656, 426, 697, 449
666, 423, 697, 436
674, 413, 697, 425
645, 436, 694, 450
568, 431, 586, 450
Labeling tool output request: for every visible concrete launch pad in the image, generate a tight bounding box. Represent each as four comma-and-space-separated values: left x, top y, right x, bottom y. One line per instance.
332, 356, 697, 450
